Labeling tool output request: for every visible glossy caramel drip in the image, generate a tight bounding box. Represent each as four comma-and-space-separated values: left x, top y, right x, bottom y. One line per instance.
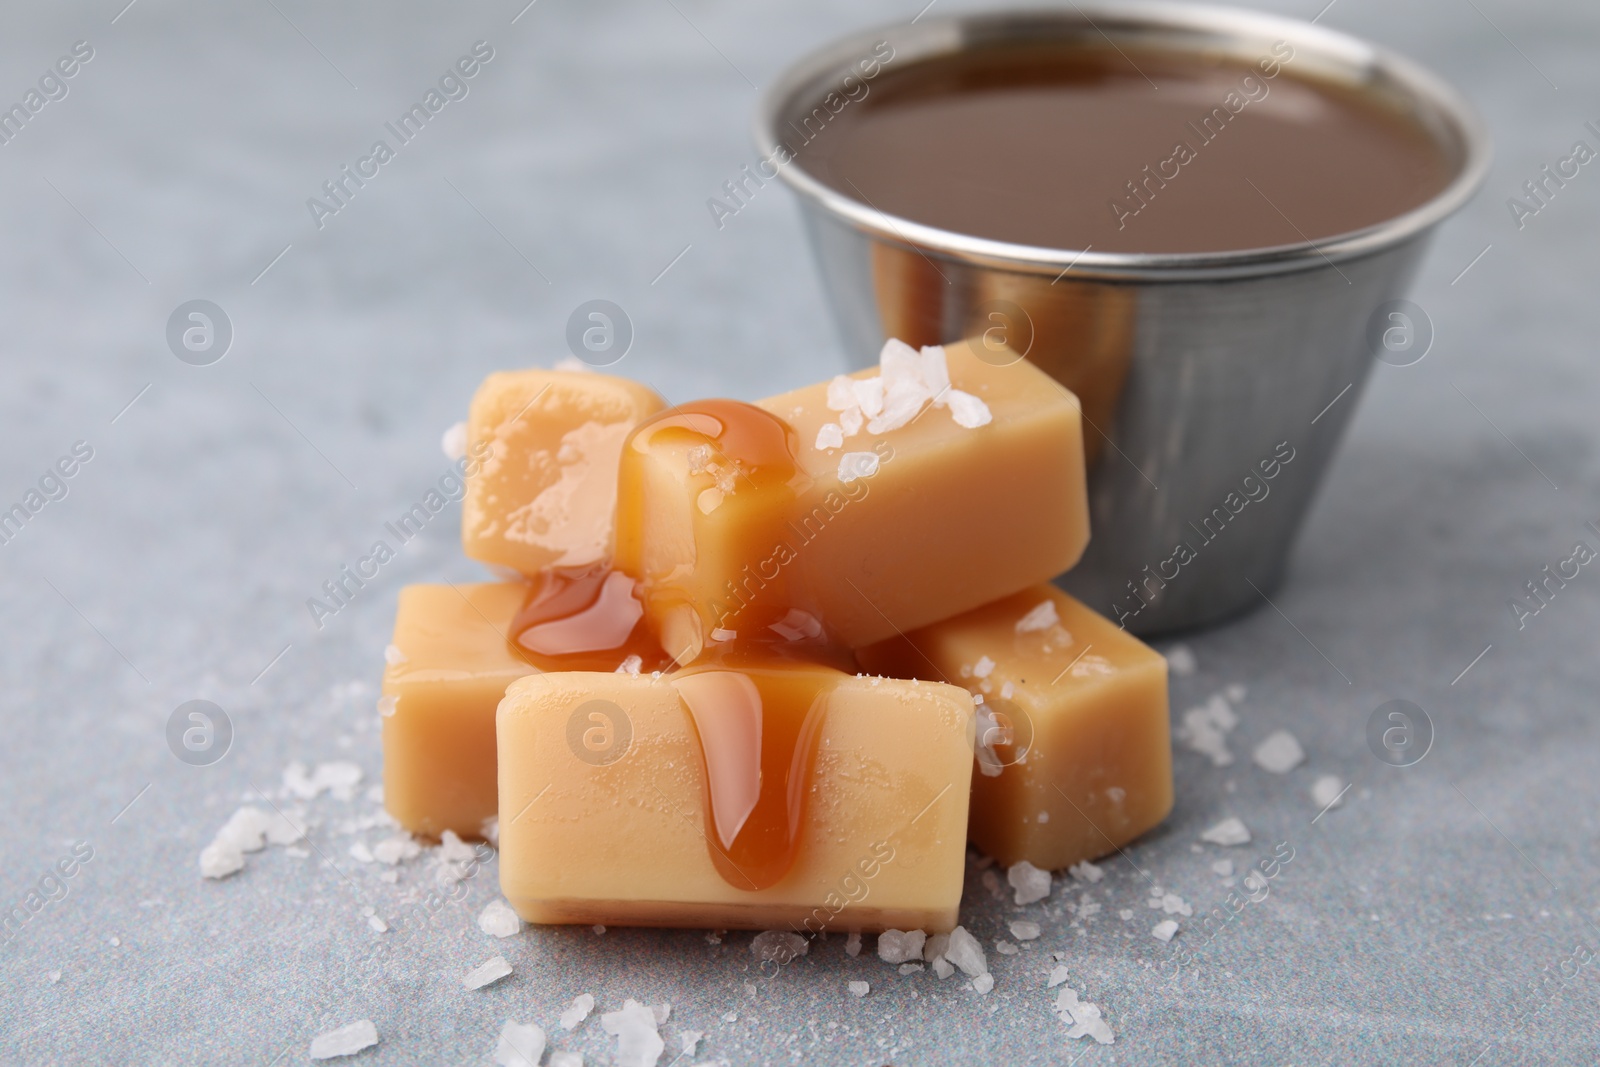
525, 400, 855, 891
671, 662, 841, 890
507, 564, 674, 673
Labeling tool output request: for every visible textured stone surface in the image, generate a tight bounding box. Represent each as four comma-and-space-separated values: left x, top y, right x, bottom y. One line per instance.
1, 1, 1598, 1063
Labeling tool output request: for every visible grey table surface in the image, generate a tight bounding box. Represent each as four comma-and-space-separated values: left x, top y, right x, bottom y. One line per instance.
2, 0, 1598, 1064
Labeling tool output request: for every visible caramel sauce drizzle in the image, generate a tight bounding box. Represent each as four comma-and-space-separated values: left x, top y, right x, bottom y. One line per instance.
508, 399, 855, 892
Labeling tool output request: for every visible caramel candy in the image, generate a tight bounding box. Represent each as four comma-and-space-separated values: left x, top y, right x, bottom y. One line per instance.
382, 582, 535, 838
614, 340, 1089, 662
496, 669, 975, 932
463, 369, 666, 577
858, 584, 1172, 870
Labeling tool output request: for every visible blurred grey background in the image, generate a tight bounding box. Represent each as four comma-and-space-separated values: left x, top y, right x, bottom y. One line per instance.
0, 0, 1597, 1063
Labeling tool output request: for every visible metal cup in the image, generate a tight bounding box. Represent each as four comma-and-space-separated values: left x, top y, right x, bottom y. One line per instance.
755, 3, 1489, 634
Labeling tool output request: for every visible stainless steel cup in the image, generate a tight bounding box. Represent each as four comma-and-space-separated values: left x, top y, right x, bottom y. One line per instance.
755, 3, 1489, 634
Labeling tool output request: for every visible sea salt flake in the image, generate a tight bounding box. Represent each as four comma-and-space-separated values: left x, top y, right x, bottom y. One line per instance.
1007, 860, 1052, 905
494, 1021, 546, 1067
945, 389, 992, 428
441, 422, 468, 462
1164, 644, 1197, 676
1151, 920, 1179, 943
815, 423, 845, 450
1068, 860, 1104, 884
310, 1020, 378, 1060
479, 899, 522, 938
837, 452, 879, 483
1010, 920, 1041, 941
918, 344, 951, 401
464, 955, 513, 990
944, 926, 987, 977
560, 993, 596, 1030
601, 999, 665, 1067
1253, 729, 1306, 774
876, 929, 926, 964
751, 930, 808, 964
1201, 817, 1252, 847
1312, 774, 1346, 809
1015, 600, 1060, 633
851, 377, 885, 418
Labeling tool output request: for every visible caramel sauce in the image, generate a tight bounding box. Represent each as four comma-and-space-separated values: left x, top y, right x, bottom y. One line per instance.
517, 400, 856, 891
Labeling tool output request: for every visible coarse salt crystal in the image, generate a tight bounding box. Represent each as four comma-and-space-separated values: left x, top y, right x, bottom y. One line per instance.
310, 1020, 379, 1060
615, 655, 642, 675
680, 1030, 702, 1057
1151, 920, 1179, 943
848, 980, 870, 997
1312, 774, 1346, 810
933, 957, 955, 979
559, 993, 595, 1030
601, 999, 664, 1067
1201, 817, 1252, 847
826, 375, 857, 412
837, 452, 879, 483
944, 926, 987, 977
1068, 860, 1104, 884
463, 955, 512, 990
1009, 920, 1041, 941
1212, 859, 1234, 877
876, 929, 926, 964
946, 389, 992, 428
973, 973, 995, 993
839, 406, 863, 436
651, 1003, 671, 1025
815, 423, 845, 450
995, 941, 1019, 955
1054, 986, 1115, 1045
383, 644, 407, 667
493, 1021, 545, 1067
1047, 964, 1070, 988
199, 840, 244, 880
1253, 729, 1305, 774
1007, 860, 1052, 905
1015, 600, 1060, 633
845, 931, 862, 957
478, 899, 522, 939
751, 930, 808, 964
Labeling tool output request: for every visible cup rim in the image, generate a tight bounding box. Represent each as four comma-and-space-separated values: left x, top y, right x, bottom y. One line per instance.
753, 2, 1492, 281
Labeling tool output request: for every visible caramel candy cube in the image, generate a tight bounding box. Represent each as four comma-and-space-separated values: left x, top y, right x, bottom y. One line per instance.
615, 340, 1088, 660
858, 584, 1172, 870
463, 369, 666, 577
382, 582, 535, 838
496, 670, 975, 932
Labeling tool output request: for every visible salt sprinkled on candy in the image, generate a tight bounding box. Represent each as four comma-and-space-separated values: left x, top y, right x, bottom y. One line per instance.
615, 655, 643, 676
601, 999, 665, 1067
441, 421, 468, 462
1311, 774, 1346, 810
559, 993, 595, 1031
309, 1020, 379, 1060
1252, 729, 1305, 774
383, 644, 407, 667
815, 423, 845, 451
837, 452, 879, 483
478, 899, 522, 938
876, 929, 926, 964
945, 389, 992, 429
493, 1021, 545, 1067
1007, 860, 1053, 905
376, 696, 397, 718
1200, 817, 1252, 847
848, 980, 870, 997
1015, 599, 1060, 634
826, 375, 857, 412
463, 955, 513, 990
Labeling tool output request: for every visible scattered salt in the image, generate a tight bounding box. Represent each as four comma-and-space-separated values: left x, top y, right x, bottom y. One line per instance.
1118, 909, 1133, 921
972, 655, 995, 679
651, 1003, 671, 1025
844, 931, 862, 957
1177, 694, 1238, 766
972, 973, 995, 994
548, 1053, 583, 1067
372, 835, 421, 865
309, 1020, 379, 1060
593, 925, 607, 936
601, 999, 664, 1067
493, 1021, 546, 1067
751, 930, 808, 964
1212, 859, 1235, 877
1007, 860, 1052, 905
876, 929, 926, 965
1009, 921, 1041, 941
478, 900, 522, 939
1252, 729, 1305, 774
1067, 860, 1104, 884
559, 993, 595, 1030
848, 980, 870, 997
995, 941, 1019, 956
1015, 600, 1060, 634
932, 957, 955, 979
383, 644, 407, 667
463, 955, 513, 990
284, 760, 364, 801
1054, 986, 1115, 1044
899, 962, 925, 975
1201, 817, 1252, 847
1225, 683, 1247, 703
1311, 774, 1346, 810
1151, 920, 1179, 943
1164, 644, 1197, 676
615, 655, 643, 675
1046, 965, 1070, 988
441, 421, 468, 462
376, 696, 397, 718
680, 1030, 702, 1057
366, 915, 388, 933
199, 840, 245, 880
944, 926, 988, 977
